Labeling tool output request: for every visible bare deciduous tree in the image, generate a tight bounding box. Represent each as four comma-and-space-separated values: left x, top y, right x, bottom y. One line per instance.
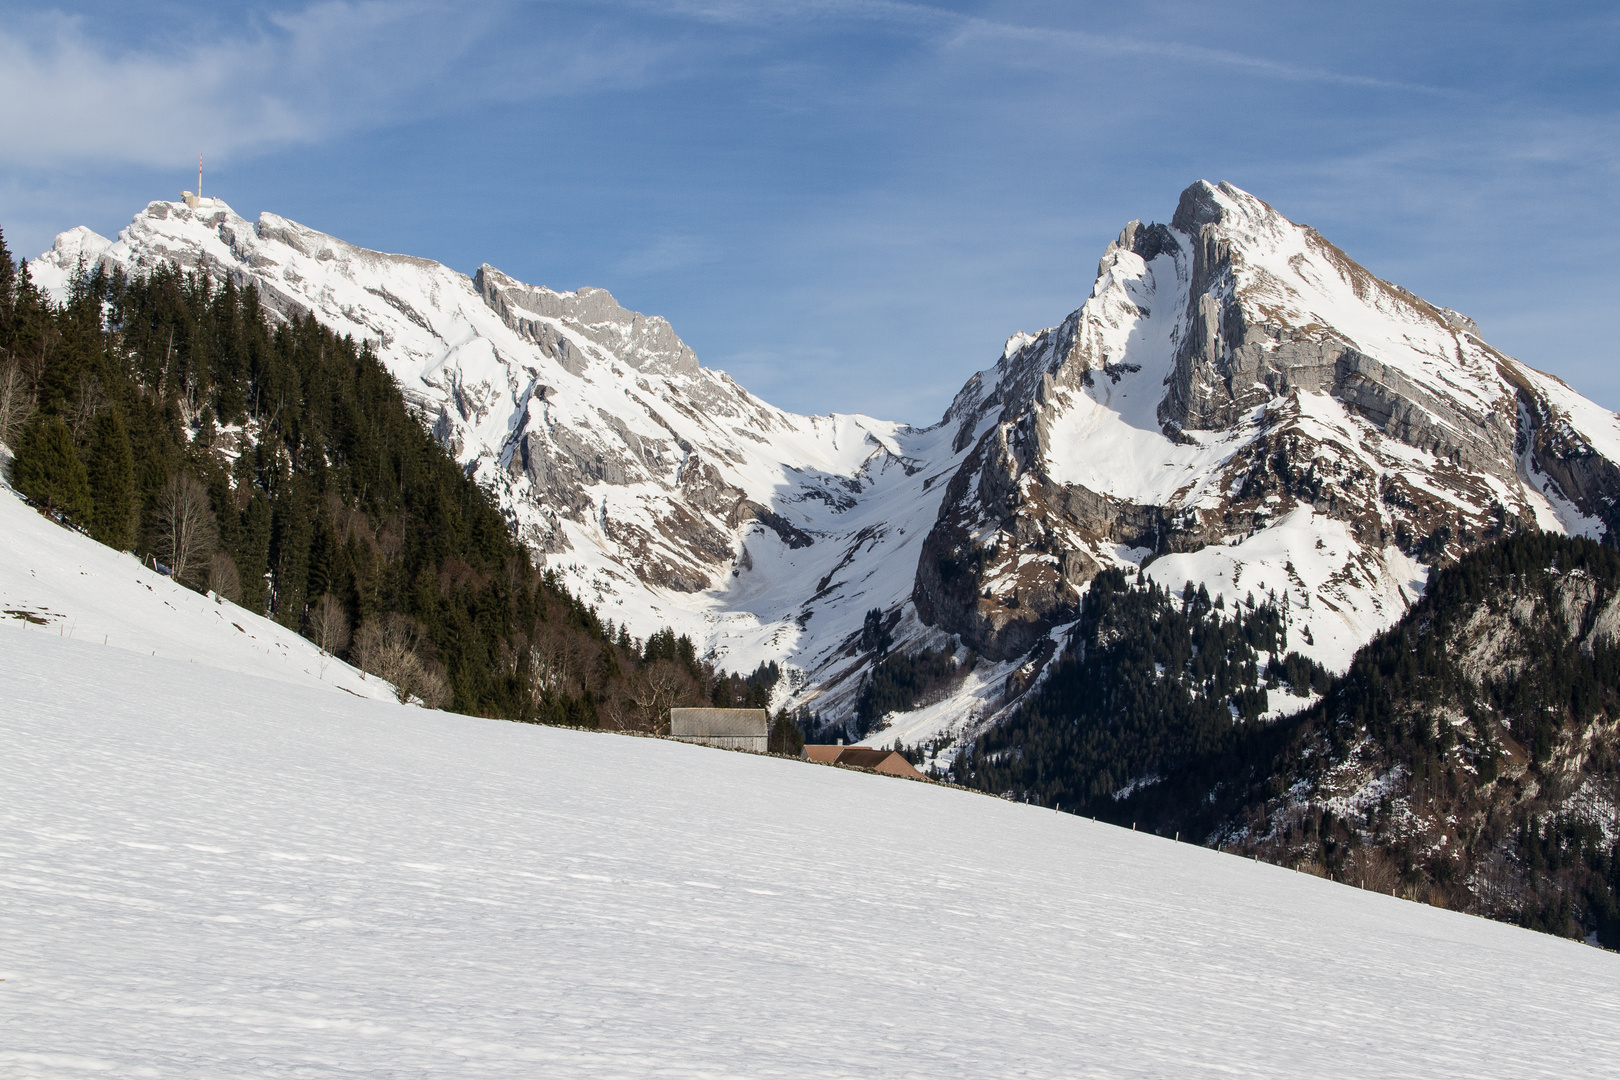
310, 594, 351, 656
208, 552, 242, 603
355, 613, 450, 709
0, 356, 35, 451
597, 686, 637, 732
1350, 845, 1400, 896
527, 622, 590, 700
629, 658, 689, 733
66, 372, 105, 443
156, 471, 217, 586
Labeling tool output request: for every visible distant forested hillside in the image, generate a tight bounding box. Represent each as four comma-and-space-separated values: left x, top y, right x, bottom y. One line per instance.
955, 533, 1620, 946
955, 568, 1328, 810
0, 229, 795, 746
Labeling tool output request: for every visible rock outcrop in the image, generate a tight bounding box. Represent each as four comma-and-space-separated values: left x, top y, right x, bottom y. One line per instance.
31, 181, 1620, 750
910, 180, 1620, 674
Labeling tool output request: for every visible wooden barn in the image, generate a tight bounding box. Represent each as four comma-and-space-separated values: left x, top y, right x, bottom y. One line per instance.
669, 708, 769, 752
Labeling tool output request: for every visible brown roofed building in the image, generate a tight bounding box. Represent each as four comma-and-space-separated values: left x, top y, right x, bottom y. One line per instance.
803, 745, 925, 780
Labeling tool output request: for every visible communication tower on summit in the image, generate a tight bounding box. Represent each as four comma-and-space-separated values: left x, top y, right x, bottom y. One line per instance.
182, 152, 204, 209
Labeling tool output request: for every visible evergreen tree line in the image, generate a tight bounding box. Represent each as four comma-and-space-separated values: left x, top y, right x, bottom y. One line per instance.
0, 232, 796, 737
955, 568, 1328, 813
854, 644, 969, 740
1098, 533, 1620, 946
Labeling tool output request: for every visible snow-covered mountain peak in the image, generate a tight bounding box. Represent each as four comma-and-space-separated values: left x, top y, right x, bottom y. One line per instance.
27, 183, 1620, 756
1171, 178, 1284, 236
30, 197, 966, 707
911, 179, 1620, 730
35, 223, 114, 280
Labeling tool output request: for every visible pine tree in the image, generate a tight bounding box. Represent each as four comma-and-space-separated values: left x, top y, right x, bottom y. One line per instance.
4, 262, 53, 427
0, 226, 16, 347
269, 475, 313, 627
0, 227, 27, 449
86, 409, 136, 549
12, 414, 91, 518
232, 491, 273, 613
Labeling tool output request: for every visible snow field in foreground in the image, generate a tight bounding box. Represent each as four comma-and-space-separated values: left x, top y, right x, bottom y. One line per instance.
2, 626, 1617, 1079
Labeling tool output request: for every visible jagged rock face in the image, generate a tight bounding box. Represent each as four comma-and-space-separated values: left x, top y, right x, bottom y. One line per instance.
1157, 184, 1520, 479
475, 267, 700, 377
913, 180, 1620, 667
29, 198, 942, 693
30, 181, 1620, 747
1218, 548, 1620, 938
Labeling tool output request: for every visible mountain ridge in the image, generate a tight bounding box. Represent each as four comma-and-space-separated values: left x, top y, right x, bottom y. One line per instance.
29, 181, 1620, 757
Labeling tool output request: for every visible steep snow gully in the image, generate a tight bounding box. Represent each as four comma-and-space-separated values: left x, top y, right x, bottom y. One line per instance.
3, 626, 1618, 1078
29, 180, 1620, 755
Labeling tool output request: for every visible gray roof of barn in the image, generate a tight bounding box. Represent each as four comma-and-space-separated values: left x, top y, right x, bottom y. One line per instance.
669, 708, 768, 738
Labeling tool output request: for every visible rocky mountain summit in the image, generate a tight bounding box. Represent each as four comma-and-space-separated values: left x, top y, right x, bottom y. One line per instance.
31, 197, 939, 701
910, 182, 1620, 689
32, 181, 1620, 751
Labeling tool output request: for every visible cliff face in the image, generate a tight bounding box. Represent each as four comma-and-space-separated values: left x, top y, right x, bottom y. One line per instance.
31, 181, 1620, 747
30, 198, 955, 704
1219, 535, 1620, 945
911, 181, 1620, 685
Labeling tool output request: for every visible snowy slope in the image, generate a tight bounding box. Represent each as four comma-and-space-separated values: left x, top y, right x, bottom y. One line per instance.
0, 481, 393, 700
3, 627, 1617, 1078
1044, 233, 1435, 670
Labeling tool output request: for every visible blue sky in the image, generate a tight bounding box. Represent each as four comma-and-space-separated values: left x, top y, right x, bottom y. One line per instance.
3, 1, 1616, 420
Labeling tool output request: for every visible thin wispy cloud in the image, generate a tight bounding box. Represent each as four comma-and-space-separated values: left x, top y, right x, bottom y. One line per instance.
612, 233, 723, 276
643, 0, 1457, 96
2, 0, 1614, 417
0, 0, 1455, 172
950, 20, 1459, 97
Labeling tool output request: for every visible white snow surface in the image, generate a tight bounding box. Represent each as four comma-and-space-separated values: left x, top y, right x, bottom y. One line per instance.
0, 482, 392, 701
3, 629, 1618, 1079
1144, 507, 1426, 672
991, 181, 1620, 679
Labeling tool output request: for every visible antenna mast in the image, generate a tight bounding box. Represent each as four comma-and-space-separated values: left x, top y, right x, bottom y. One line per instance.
198, 153, 203, 199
